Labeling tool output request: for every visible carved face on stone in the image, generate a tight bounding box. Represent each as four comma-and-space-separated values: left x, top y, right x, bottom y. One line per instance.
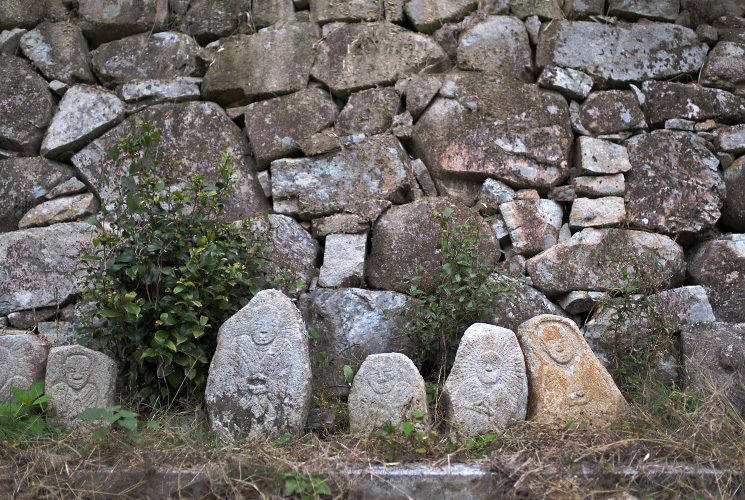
367, 363, 396, 395
541, 324, 575, 365
64, 354, 92, 390
475, 351, 502, 385
249, 304, 282, 346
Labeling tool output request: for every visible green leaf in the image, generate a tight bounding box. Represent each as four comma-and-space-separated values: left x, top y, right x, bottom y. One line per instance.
77, 407, 109, 422
315, 352, 326, 364
97, 309, 121, 318
92, 427, 109, 440
412, 410, 424, 420
343, 365, 355, 385
86, 217, 103, 229
123, 302, 141, 316
401, 421, 414, 436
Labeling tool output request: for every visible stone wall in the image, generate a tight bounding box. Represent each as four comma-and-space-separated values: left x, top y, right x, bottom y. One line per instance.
1, 0, 745, 398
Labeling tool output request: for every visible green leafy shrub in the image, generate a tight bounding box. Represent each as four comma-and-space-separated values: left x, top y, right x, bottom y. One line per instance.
0, 379, 58, 444
77, 406, 161, 442
78, 123, 281, 404
400, 208, 513, 392
592, 238, 680, 394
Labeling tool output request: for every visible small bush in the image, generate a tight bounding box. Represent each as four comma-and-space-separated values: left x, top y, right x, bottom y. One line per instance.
400, 208, 512, 393
0, 379, 58, 445
78, 123, 281, 405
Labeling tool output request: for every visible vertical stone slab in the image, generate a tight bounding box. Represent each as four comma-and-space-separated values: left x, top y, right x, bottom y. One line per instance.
0, 334, 50, 404
516, 315, 629, 426
46, 345, 116, 426
443, 324, 528, 437
206, 289, 312, 443
348, 353, 428, 433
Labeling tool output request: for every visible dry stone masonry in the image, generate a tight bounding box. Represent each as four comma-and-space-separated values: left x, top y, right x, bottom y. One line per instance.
1, 0, 745, 440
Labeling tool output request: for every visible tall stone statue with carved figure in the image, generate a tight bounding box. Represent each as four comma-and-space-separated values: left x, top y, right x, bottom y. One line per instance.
517, 315, 629, 427
206, 289, 312, 443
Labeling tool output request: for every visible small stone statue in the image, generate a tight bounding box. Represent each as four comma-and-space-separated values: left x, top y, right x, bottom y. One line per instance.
348, 353, 429, 434
46, 345, 116, 427
443, 323, 528, 437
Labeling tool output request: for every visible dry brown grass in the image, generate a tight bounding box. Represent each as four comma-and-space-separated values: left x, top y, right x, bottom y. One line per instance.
1, 383, 744, 499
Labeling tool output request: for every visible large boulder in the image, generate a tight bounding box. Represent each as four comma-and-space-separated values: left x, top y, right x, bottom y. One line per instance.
0, 0, 67, 31
536, 21, 708, 88
19, 22, 95, 85
404, 0, 477, 34
722, 157, 745, 231
240, 214, 319, 292
526, 228, 686, 297
625, 131, 725, 235
311, 0, 404, 24
335, 88, 401, 137
583, 285, 716, 368
366, 197, 500, 294
681, 322, 745, 397
76, 0, 170, 46
0, 222, 95, 315
700, 41, 745, 98
687, 234, 745, 323
71, 101, 268, 222
681, 0, 745, 28
244, 88, 338, 169
0, 157, 76, 233
298, 288, 411, 396
41, 85, 126, 160
310, 22, 446, 98
410, 72, 572, 190
577, 90, 647, 136
181, 0, 294, 44
641, 81, 745, 127
90, 32, 202, 88
0, 55, 55, 155
202, 24, 317, 106
456, 16, 534, 82
270, 133, 413, 220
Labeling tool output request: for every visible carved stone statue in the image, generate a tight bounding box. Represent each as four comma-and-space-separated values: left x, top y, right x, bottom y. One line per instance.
0, 334, 49, 404
206, 289, 312, 443
517, 315, 629, 427
443, 323, 528, 437
46, 345, 116, 427
348, 353, 429, 434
